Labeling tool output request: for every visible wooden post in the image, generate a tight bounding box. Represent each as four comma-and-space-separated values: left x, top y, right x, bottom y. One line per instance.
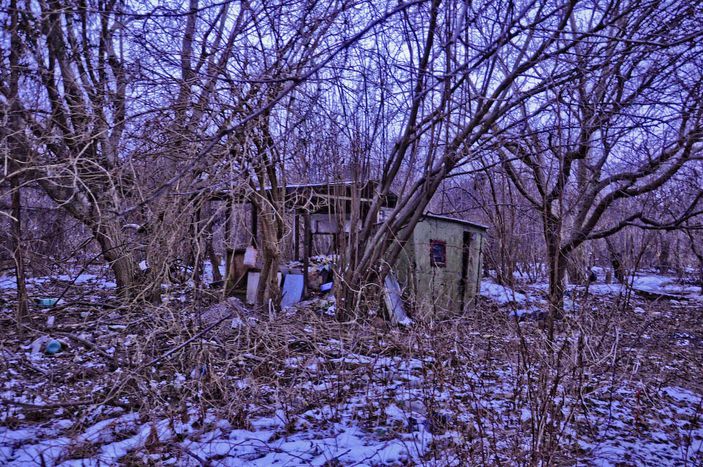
192, 204, 203, 298
250, 201, 258, 247
224, 198, 233, 278
303, 211, 311, 298
294, 213, 300, 261
223, 197, 235, 296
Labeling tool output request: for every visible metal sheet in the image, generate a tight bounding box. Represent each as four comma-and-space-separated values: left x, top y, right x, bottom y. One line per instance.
384, 273, 412, 325
281, 274, 304, 308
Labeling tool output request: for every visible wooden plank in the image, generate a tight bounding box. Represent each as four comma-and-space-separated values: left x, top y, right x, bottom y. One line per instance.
303, 212, 311, 298
250, 201, 258, 247
246, 272, 260, 305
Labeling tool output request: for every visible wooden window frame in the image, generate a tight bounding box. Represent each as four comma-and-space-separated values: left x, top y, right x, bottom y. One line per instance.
430, 240, 447, 268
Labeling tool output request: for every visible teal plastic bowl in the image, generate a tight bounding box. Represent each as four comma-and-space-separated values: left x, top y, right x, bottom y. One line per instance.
34, 298, 59, 308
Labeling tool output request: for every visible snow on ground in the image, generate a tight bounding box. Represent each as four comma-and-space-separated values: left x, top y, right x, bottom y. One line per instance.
0, 273, 116, 291
481, 271, 703, 311
570, 273, 701, 299
631, 274, 702, 297
578, 385, 703, 466
480, 279, 546, 317
580, 282, 624, 296
0, 352, 438, 466
480, 280, 536, 305
201, 261, 226, 285
1, 269, 702, 465
2, 358, 701, 465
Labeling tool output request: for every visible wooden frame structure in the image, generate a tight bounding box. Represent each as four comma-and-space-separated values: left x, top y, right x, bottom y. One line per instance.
212, 181, 398, 299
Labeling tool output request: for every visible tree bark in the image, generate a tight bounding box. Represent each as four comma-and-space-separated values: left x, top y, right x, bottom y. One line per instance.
92, 221, 137, 300
255, 200, 283, 310
10, 171, 29, 325
7, 0, 28, 325
204, 202, 222, 283
605, 238, 626, 283
544, 213, 565, 340
686, 230, 703, 295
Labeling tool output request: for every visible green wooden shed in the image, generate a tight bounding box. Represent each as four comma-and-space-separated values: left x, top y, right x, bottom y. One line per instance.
394, 214, 486, 313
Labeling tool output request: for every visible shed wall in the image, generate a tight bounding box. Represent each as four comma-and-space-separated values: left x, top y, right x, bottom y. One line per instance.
397, 218, 484, 313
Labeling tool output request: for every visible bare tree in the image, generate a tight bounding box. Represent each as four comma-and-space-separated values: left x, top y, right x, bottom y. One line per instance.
494, 0, 703, 335
326, 0, 632, 318
0, 0, 142, 298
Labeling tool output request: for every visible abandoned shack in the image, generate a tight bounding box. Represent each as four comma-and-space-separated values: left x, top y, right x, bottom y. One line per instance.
394, 214, 486, 313
213, 181, 485, 315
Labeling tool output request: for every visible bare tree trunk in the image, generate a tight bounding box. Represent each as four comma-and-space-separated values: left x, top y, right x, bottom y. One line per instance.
605, 238, 626, 283
566, 245, 587, 285
658, 234, 670, 273
92, 221, 137, 300
204, 202, 222, 283
255, 201, 283, 310
685, 230, 703, 295
8, 0, 28, 325
202, 202, 222, 282
544, 214, 565, 340
10, 171, 29, 325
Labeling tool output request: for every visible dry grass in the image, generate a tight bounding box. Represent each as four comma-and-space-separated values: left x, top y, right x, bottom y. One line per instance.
1, 276, 702, 464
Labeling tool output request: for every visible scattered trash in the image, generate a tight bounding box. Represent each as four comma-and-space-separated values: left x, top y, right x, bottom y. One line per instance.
319, 264, 333, 284
45, 339, 62, 355
28, 336, 62, 354
320, 282, 333, 293
34, 298, 58, 308
30, 336, 49, 354
46, 315, 55, 328
139, 260, 149, 271
634, 306, 646, 314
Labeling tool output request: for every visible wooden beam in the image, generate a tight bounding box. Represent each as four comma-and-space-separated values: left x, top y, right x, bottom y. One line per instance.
250, 201, 258, 247
294, 214, 300, 261
303, 211, 311, 298
223, 197, 234, 292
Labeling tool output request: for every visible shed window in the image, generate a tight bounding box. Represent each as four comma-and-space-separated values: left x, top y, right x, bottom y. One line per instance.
430, 240, 447, 267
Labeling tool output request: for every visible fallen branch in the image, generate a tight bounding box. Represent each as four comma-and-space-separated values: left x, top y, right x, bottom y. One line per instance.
632, 288, 690, 301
